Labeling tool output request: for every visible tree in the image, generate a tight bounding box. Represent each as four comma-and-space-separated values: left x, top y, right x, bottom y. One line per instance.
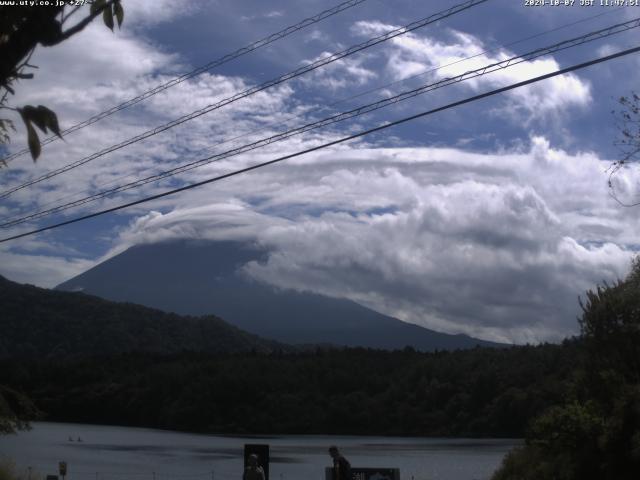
0, 385, 40, 434
492, 257, 640, 480
0, 0, 124, 163
579, 256, 640, 387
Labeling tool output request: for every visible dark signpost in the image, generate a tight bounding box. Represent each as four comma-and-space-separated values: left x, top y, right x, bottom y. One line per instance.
325, 467, 400, 480
351, 468, 400, 480
244, 444, 270, 480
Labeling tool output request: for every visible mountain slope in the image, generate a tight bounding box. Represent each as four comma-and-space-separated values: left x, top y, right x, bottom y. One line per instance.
57, 240, 505, 350
0, 274, 283, 358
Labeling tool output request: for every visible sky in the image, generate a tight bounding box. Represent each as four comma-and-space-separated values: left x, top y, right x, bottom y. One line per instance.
1, 0, 640, 344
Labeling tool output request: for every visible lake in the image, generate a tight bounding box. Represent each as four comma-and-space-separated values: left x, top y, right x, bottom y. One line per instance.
0, 422, 520, 480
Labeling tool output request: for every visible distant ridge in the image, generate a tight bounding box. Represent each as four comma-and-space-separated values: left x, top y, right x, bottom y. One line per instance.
57, 240, 506, 351
0, 274, 284, 358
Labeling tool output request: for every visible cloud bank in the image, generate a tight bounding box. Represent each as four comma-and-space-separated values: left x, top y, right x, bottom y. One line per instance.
0, 5, 637, 345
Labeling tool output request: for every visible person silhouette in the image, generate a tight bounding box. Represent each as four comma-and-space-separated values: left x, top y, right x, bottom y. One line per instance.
243, 453, 265, 480
328, 446, 351, 480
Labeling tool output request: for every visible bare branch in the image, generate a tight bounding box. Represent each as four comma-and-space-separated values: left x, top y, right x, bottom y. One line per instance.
608, 189, 640, 208
609, 92, 640, 207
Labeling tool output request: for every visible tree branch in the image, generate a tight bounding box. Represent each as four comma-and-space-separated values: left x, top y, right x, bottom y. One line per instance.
58, 1, 115, 43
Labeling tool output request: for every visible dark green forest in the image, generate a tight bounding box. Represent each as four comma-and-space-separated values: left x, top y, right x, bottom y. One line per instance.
0, 343, 578, 437
3, 272, 578, 438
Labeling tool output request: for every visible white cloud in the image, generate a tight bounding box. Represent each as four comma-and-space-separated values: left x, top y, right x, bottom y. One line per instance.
351, 21, 591, 119
112, 0, 204, 28
240, 10, 285, 22
94, 138, 640, 344
305, 29, 330, 43
0, 248, 94, 288
298, 51, 377, 91
1, 16, 298, 220
0, 5, 635, 346
265, 11, 284, 18
0, 17, 629, 342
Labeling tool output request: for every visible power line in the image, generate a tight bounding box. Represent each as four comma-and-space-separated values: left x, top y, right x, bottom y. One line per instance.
3, 16, 638, 228
0, 0, 370, 166
0, 0, 489, 200
304, 6, 623, 117
8, 6, 622, 223
1, 44, 638, 244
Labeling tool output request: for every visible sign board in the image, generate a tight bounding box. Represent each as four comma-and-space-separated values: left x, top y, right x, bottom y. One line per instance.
325, 467, 400, 480
58, 463, 67, 477
244, 444, 270, 480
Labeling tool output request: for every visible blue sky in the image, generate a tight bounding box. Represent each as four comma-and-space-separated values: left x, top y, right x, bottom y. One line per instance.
1, 0, 640, 343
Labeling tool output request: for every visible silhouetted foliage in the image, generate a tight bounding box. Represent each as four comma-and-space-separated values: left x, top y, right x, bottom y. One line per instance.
493, 258, 640, 480
0, 384, 40, 434
0, 344, 579, 437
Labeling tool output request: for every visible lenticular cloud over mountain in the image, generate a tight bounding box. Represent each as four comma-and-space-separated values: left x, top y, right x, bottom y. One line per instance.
1, 0, 639, 347
85, 137, 637, 345
56, 239, 505, 350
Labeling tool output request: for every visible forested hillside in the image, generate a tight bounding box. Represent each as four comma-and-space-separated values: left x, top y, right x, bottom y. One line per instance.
0, 272, 581, 438
0, 343, 578, 437
0, 275, 283, 357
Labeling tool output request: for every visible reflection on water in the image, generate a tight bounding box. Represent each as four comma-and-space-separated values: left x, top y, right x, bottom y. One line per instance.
0, 422, 520, 480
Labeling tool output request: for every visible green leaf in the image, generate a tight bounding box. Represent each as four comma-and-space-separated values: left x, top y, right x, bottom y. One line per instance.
44, 108, 62, 139
25, 121, 41, 161
23, 105, 48, 133
90, 0, 107, 15
19, 108, 43, 160
35, 106, 61, 138
114, 0, 124, 28
103, 5, 114, 31
19, 105, 63, 141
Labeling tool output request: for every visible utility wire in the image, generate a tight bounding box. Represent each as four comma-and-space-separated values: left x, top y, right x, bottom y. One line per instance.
300, 6, 622, 118
3, 17, 638, 228
0, 0, 370, 165
0, 0, 489, 200
8, 6, 621, 222
1, 44, 638, 244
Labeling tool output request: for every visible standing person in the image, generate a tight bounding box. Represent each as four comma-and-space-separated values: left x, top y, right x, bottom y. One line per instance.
243, 453, 265, 480
328, 446, 351, 480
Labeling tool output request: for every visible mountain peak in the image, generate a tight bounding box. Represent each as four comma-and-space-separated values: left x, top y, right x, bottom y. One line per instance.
57, 240, 505, 351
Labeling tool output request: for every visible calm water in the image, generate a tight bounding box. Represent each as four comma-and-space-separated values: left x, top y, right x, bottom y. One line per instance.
0, 422, 520, 480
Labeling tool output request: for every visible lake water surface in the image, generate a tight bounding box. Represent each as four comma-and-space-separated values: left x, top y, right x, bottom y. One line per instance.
0, 422, 520, 480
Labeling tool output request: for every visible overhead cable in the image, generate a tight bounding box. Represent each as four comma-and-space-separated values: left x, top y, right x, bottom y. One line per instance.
0, 0, 490, 200
0, 0, 370, 165
1, 43, 638, 244
3, 17, 638, 228
14, 6, 621, 221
